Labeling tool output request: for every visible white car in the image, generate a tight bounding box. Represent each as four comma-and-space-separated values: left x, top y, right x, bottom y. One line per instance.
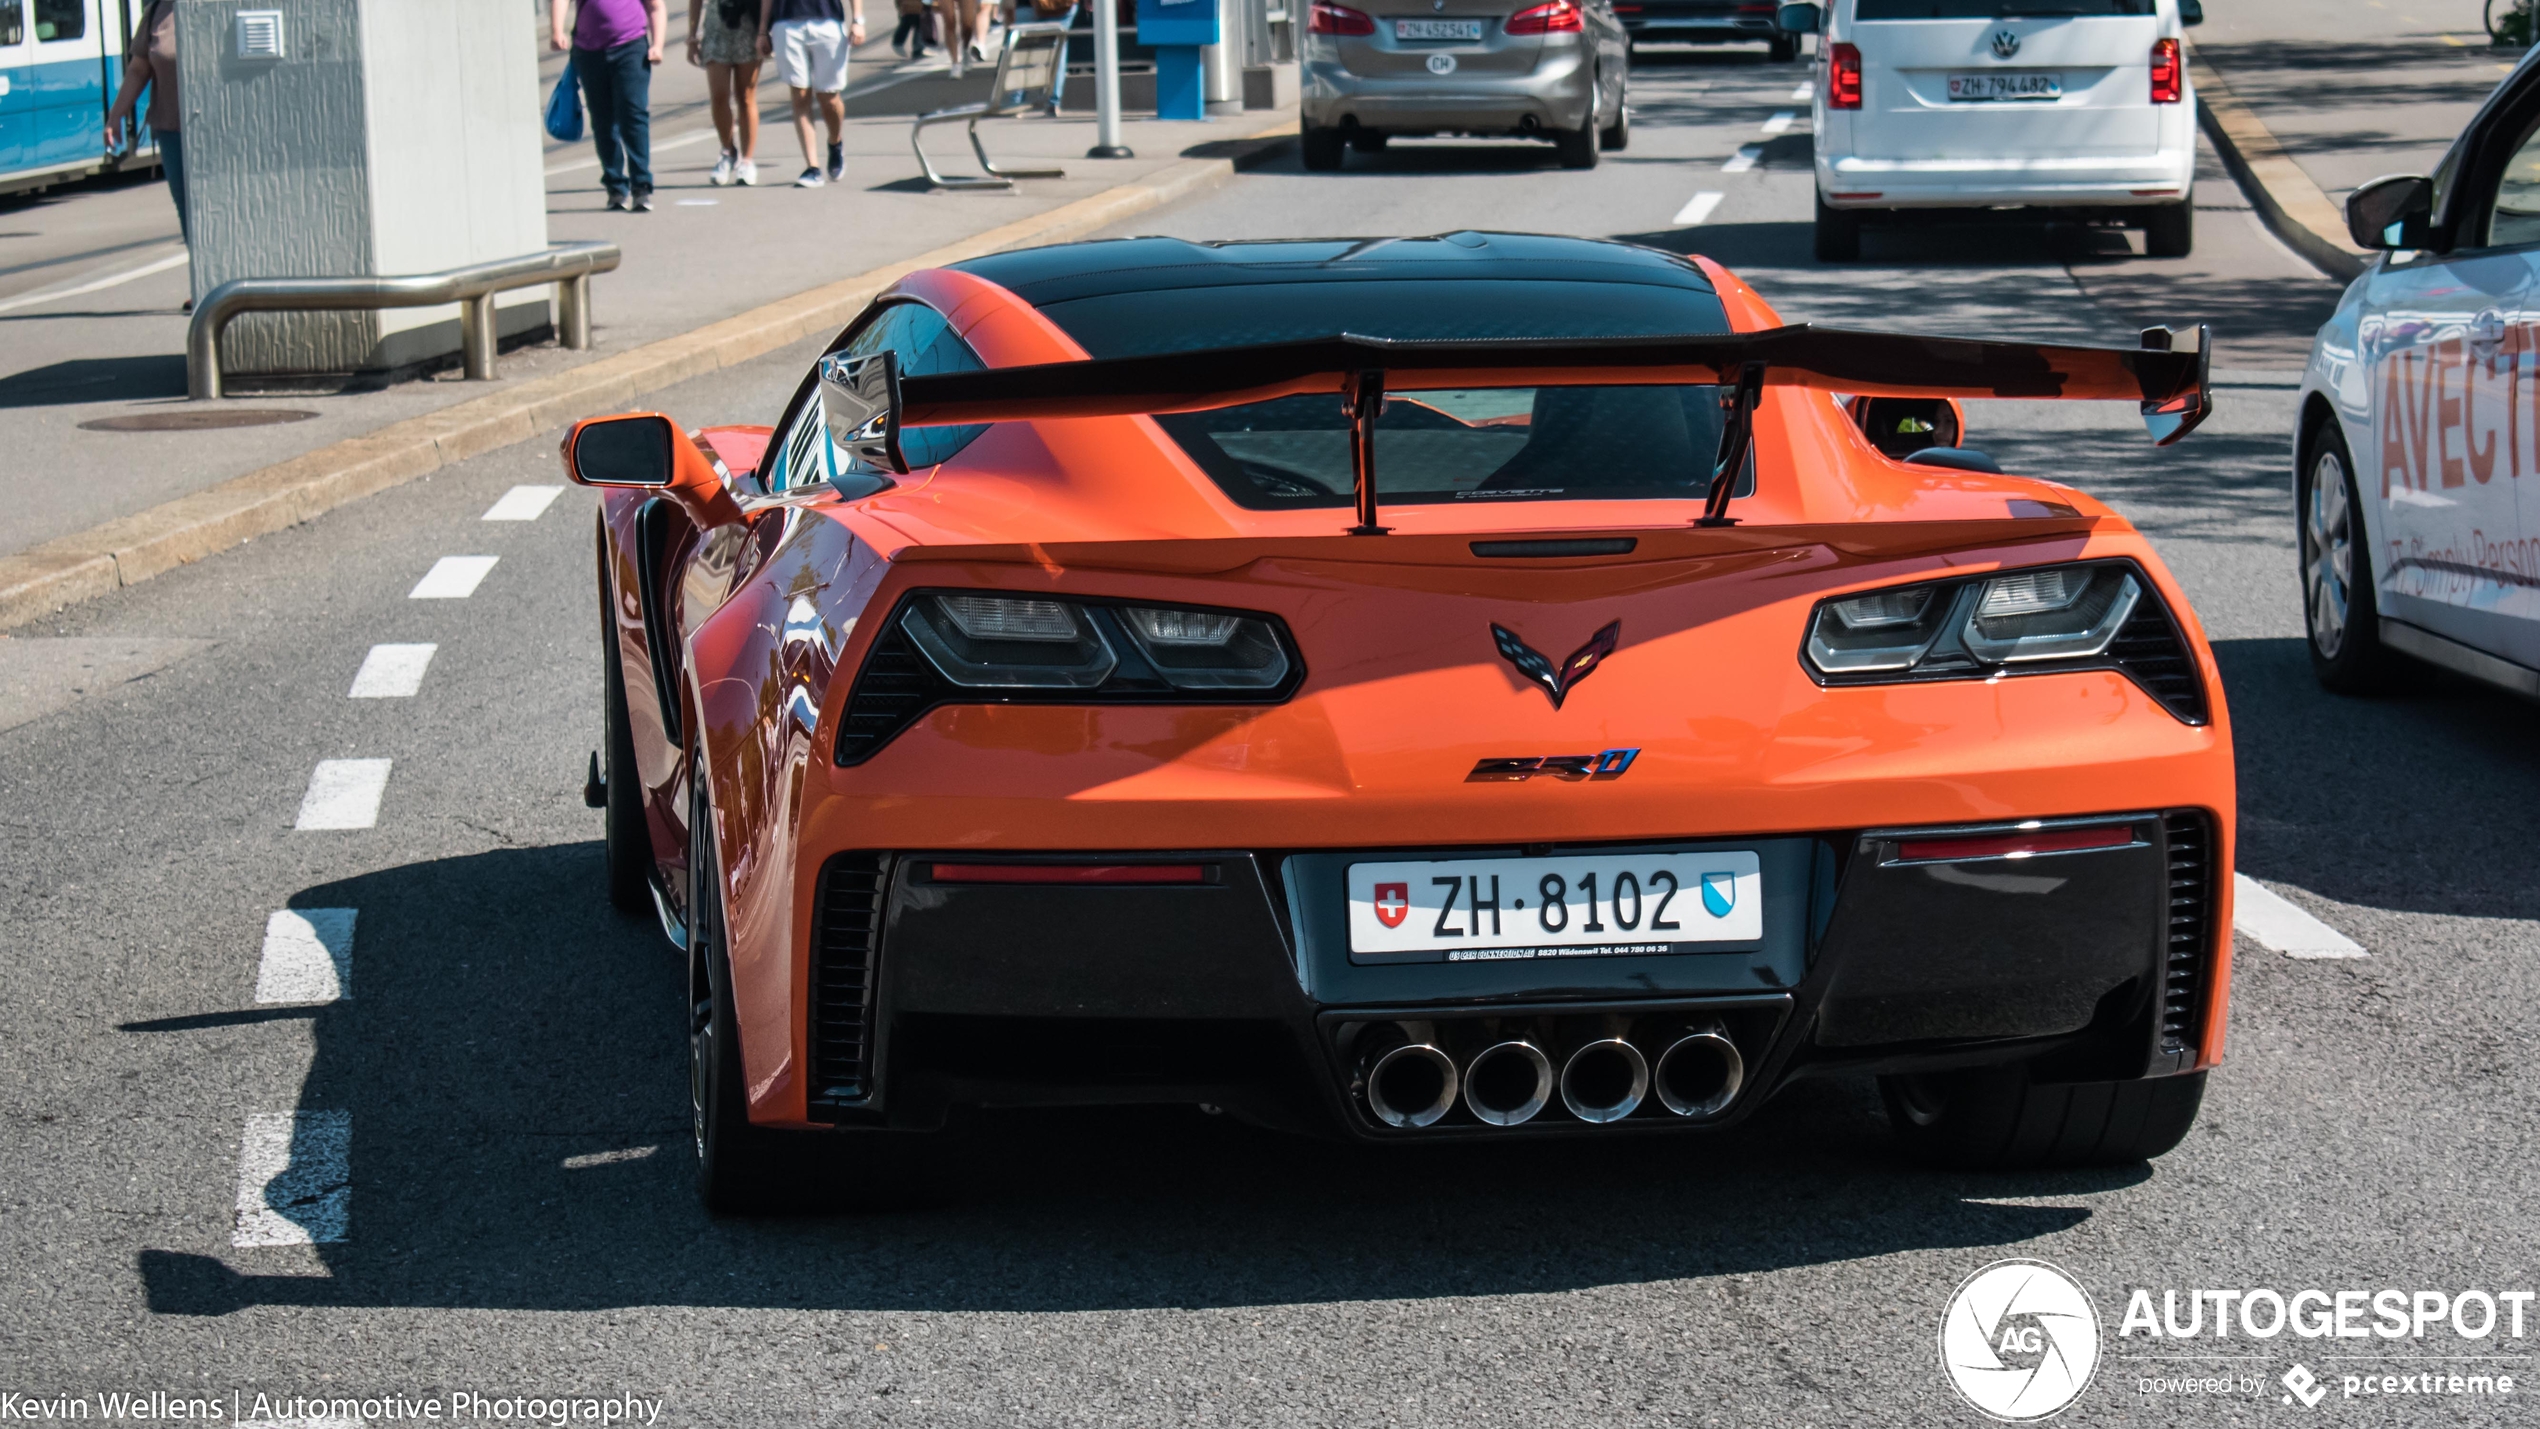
1782, 0, 2202, 261
2294, 53, 2540, 700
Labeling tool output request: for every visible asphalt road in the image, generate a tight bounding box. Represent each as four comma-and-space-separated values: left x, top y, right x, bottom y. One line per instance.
5, 41, 2539, 1429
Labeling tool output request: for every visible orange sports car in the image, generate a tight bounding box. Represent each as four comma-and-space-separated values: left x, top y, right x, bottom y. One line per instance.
560, 233, 2232, 1211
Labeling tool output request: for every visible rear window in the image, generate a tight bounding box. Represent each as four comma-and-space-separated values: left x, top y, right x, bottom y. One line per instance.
1853, 0, 2150, 17
1038, 278, 1739, 510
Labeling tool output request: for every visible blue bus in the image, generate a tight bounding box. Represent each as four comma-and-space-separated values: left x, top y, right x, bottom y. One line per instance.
1, 0, 153, 197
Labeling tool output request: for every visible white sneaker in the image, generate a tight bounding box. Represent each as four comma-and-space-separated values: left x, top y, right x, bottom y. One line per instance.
734, 157, 757, 186
795, 166, 826, 188
948, 54, 964, 78
710, 151, 736, 186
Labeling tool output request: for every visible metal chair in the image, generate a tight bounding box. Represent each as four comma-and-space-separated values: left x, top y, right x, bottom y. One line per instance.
912, 22, 1072, 189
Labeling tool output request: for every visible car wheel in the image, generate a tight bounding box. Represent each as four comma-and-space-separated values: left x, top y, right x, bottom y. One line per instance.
689, 773, 815, 1214
2301, 419, 2399, 694
1880, 1064, 2207, 1169
1300, 126, 1346, 171
1814, 193, 1862, 261
2144, 199, 2194, 258
597, 561, 653, 915
1349, 128, 1387, 153
1554, 117, 1599, 169
1600, 91, 1630, 150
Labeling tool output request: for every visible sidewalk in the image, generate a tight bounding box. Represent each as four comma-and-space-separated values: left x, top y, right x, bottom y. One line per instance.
0, 34, 1287, 573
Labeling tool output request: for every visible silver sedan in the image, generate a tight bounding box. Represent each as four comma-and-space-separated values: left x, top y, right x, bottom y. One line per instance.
1300, 0, 1632, 169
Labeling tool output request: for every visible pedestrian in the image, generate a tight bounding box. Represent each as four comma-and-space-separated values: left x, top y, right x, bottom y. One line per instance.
689, 0, 763, 185
932, 0, 982, 75
102, 0, 186, 285
552, 0, 668, 212
759, 0, 865, 189
891, 0, 931, 59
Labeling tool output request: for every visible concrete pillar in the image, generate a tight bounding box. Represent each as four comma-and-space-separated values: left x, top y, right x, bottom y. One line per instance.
178, 0, 548, 384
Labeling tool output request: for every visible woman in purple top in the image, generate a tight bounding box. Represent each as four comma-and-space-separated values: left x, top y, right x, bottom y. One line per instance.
551, 0, 669, 211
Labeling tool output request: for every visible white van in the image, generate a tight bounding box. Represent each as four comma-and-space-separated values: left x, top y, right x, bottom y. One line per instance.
1790, 0, 2201, 261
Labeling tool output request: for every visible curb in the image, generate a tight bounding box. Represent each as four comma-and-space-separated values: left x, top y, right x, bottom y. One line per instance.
0, 120, 1299, 632
2186, 36, 2369, 284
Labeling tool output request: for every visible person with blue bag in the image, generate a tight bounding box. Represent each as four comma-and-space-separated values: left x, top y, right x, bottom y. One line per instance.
551, 0, 668, 212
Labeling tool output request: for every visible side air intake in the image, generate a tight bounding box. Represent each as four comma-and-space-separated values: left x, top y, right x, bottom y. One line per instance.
808, 853, 891, 1114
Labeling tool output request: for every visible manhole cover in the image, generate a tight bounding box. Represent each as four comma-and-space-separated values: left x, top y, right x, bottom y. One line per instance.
80, 408, 318, 432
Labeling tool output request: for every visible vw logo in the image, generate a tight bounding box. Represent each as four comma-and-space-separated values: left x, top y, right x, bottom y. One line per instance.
1939, 1260, 2100, 1421
1990, 27, 2021, 58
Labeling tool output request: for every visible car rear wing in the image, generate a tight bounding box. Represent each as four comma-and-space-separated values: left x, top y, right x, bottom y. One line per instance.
820, 322, 2211, 530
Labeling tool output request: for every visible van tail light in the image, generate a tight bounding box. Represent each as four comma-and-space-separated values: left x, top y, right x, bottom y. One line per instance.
2150, 36, 2181, 103
1829, 42, 1862, 109
1309, 0, 1375, 34
1507, 0, 1585, 34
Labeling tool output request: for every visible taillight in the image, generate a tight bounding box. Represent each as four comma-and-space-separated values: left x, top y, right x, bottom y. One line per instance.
1828, 41, 1862, 109
1309, 0, 1375, 34
2150, 36, 2181, 103
1507, 0, 1584, 34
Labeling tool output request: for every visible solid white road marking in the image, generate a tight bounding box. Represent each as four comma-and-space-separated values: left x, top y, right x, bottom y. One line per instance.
295, 759, 391, 830
1761, 111, 1797, 133
347, 643, 436, 698
233, 1110, 351, 1246
1674, 191, 1726, 225
2232, 873, 2367, 959
409, 555, 498, 599
1790, 82, 1813, 100
481, 484, 565, 521
256, 909, 354, 1004
0, 249, 189, 316
1722, 146, 1762, 173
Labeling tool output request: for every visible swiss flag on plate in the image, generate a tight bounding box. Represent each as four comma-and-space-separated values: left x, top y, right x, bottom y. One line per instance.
1372, 882, 1409, 929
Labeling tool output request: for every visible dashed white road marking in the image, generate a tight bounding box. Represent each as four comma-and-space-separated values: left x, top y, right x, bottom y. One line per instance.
1790, 82, 1813, 100
2232, 873, 2368, 959
481, 484, 566, 521
1673, 191, 1726, 226
233, 1110, 351, 1246
295, 759, 391, 830
1721, 146, 1762, 173
409, 555, 498, 599
1761, 110, 1797, 133
256, 909, 354, 1004
347, 643, 436, 698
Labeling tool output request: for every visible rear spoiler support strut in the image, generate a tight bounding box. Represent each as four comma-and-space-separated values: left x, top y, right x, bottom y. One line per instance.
1700, 361, 1766, 528
1345, 368, 1389, 536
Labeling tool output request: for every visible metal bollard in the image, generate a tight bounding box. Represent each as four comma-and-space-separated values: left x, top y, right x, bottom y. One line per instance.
557, 274, 592, 350
459, 292, 499, 381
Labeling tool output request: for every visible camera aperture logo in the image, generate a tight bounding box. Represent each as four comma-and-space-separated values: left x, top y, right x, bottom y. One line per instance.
1940, 1259, 2102, 1421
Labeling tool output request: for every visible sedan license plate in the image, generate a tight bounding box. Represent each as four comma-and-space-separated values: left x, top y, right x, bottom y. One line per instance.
1396, 17, 1483, 40
1947, 71, 2062, 102
1346, 851, 1762, 963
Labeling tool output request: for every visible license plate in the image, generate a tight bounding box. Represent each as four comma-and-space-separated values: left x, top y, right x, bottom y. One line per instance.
1947, 71, 2062, 102
1346, 850, 1762, 962
1396, 17, 1483, 39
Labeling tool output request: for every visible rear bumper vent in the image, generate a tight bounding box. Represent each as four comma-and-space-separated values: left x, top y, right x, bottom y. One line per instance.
809, 853, 891, 1115
2159, 810, 2214, 1058
2113, 602, 2208, 724
836, 624, 943, 766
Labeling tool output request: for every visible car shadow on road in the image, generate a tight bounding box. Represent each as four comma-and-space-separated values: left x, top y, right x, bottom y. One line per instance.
135, 842, 2142, 1317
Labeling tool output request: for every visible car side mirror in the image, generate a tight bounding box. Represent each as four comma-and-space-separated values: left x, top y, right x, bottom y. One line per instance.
1775, 2, 1820, 34
819, 350, 910, 476
561, 413, 745, 528
2178, 0, 2203, 26
2346, 173, 2434, 250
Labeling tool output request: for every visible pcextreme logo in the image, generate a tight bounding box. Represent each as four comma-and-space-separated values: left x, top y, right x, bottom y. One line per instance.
1940, 1259, 2102, 1421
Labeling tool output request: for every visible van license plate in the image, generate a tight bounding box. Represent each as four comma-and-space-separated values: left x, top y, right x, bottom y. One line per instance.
1396, 18, 1484, 39
1947, 71, 2062, 101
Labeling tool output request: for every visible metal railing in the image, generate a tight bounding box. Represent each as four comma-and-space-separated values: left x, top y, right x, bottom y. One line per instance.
186, 240, 622, 401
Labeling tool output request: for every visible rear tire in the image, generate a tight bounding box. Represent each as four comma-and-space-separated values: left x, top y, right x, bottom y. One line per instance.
1881, 1065, 2207, 1169
2144, 199, 2194, 257
2301, 419, 2400, 694
1555, 117, 1599, 169
689, 775, 815, 1214
1814, 193, 1862, 261
598, 564, 653, 915
1300, 125, 1346, 171
1349, 128, 1388, 153
1600, 90, 1630, 150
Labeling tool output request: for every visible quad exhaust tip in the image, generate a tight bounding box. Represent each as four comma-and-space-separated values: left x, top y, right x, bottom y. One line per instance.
1463, 1040, 1555, 1127
1361, 1026, 1460, 1129
1559, 1038, 1650, 1124
1654, 1020, 1745, 1119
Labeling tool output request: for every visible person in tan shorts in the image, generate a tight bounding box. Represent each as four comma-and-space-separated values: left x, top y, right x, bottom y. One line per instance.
690, 0, 765, 184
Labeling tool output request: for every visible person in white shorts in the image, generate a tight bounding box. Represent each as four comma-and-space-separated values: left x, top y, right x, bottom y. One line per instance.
758, 0, 865, 187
